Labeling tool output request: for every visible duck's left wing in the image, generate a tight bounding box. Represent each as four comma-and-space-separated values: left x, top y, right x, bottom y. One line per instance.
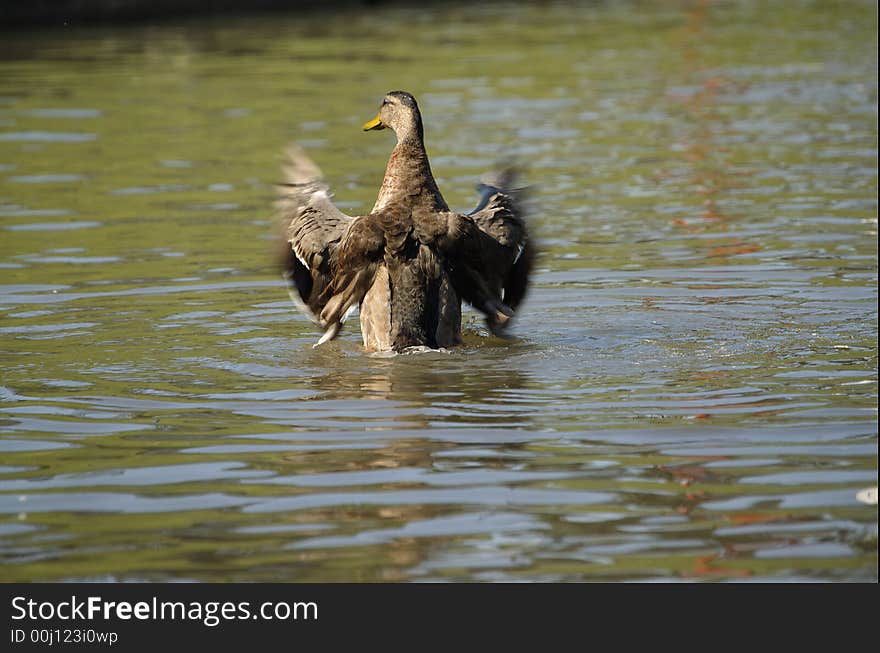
275, 145, 358, 345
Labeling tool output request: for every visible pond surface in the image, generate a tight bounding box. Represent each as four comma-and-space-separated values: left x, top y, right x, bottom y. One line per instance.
0, 1, 877, 581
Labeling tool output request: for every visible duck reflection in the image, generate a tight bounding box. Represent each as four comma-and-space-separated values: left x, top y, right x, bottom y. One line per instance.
266, 333, 539, 479
244, 336, 546, 580
295, 335, 536, 414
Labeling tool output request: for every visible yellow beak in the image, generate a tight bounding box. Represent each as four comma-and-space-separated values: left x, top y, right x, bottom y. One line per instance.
362, 114, 386, 131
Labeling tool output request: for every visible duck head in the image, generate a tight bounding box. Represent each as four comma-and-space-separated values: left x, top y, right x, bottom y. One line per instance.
363, 91, 424, 144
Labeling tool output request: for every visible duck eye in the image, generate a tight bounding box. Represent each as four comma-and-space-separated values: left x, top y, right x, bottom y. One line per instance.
382, 99, 390, 106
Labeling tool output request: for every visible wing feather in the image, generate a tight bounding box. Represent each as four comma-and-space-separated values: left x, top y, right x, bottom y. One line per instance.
440, 168, 532, 334
275, 144, 364, 345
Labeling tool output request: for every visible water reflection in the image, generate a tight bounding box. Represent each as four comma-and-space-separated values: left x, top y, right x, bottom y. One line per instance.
298, 343, 536, 409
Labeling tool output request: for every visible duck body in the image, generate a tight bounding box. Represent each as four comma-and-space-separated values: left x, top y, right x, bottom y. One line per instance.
276, 91, 532, 352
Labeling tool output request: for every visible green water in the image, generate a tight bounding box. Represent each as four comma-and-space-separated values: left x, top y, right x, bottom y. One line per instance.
0, 1, 877, 581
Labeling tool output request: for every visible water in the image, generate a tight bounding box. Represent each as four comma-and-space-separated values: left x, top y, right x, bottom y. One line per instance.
0, 1, 876, 581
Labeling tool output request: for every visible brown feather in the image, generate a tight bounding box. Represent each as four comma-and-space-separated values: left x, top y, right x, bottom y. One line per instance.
274, 92, 533, 351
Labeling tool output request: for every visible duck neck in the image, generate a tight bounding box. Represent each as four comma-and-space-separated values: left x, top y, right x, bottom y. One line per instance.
372, 133, 449, 213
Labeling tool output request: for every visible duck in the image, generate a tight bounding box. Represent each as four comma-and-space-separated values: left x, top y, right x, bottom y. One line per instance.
275, 90, 533, 352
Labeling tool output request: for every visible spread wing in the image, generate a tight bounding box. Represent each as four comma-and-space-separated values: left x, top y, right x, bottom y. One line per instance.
275, 145, 380, 346
441, 168, 533, 335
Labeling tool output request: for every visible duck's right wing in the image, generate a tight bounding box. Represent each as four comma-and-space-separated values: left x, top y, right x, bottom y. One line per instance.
468, 179, 533, 316
439, 166, 533, 335
275, 145, 373, 346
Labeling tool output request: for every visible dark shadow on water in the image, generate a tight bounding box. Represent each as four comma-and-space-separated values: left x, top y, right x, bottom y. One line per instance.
1, 0, 484, 29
